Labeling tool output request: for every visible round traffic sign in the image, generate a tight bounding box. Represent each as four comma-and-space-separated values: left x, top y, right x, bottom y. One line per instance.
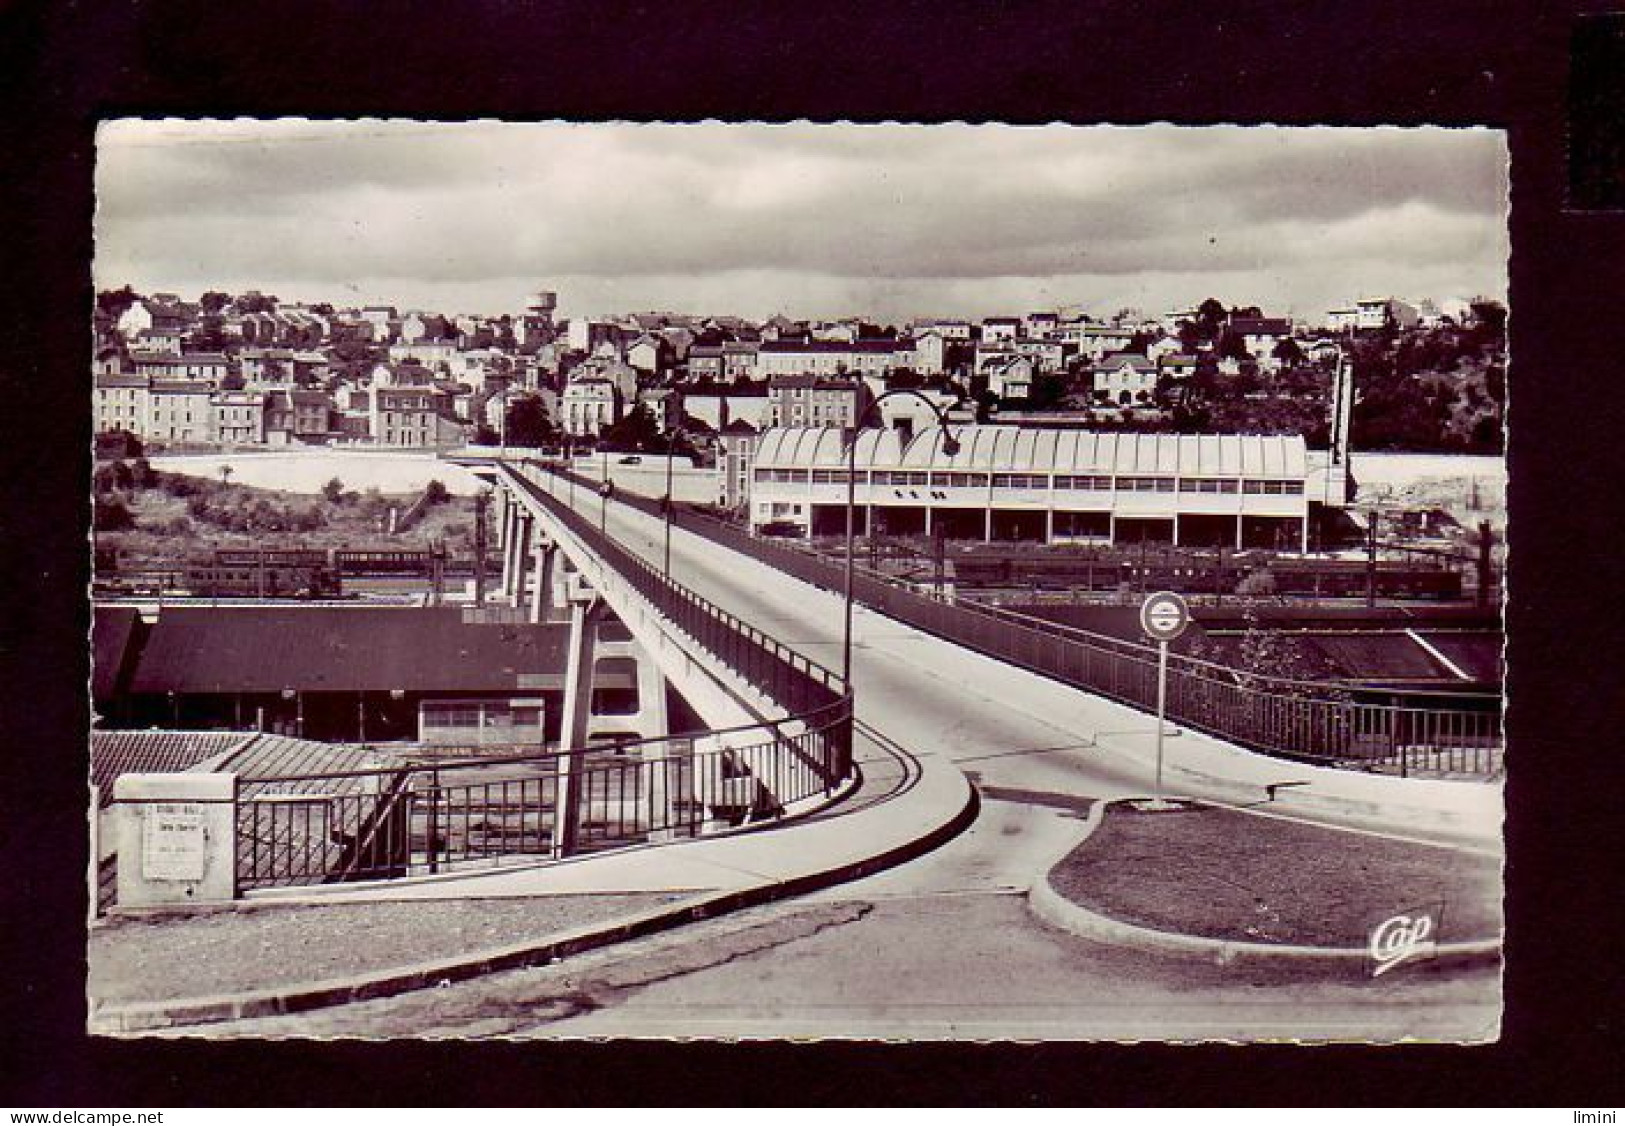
1140, 590, 1191, 642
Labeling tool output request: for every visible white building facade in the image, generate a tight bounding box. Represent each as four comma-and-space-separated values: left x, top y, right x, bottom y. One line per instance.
747, 426, 1320, 549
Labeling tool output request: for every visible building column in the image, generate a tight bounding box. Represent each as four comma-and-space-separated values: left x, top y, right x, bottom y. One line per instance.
553, 591, 604, 859
984, 505, 993, 544
1235, 513, 1245, 551
1046, 507, 1055, 545
1300, 510, 1309, 553
1173, 513, 1181, 547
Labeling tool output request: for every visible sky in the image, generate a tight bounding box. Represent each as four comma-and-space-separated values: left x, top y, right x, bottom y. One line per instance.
95, 121, 1509, 325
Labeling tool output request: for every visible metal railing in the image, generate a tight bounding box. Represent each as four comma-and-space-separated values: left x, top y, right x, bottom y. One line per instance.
232, 458, 855, 890
552, 467, 1500, 778
504, 462, 848, 722
237, 698, 853, 889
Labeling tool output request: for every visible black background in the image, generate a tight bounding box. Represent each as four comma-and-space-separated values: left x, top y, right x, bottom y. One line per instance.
2, 0, 1621, 1108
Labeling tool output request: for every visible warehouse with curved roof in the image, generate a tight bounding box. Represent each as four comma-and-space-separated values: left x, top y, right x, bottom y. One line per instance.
749, 425, 1322, 548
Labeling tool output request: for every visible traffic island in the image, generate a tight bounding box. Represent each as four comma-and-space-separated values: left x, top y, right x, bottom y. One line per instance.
1029, 798, 1502, 976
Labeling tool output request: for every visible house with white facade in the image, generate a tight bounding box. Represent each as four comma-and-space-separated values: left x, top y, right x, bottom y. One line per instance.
1092, 353, 1159, 405
561, 378, 621, 437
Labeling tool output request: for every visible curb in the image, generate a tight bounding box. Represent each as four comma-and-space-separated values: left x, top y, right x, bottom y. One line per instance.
1025, 799, 1503, 975
91, 768, 980, 1033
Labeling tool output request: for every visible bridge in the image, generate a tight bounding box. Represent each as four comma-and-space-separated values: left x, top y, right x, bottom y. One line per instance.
97, 448, 1504, 1039
465, 453, 1499, 828
108, 446, 1500, 912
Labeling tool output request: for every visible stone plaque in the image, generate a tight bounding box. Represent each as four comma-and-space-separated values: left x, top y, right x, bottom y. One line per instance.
141, 802, 208, 881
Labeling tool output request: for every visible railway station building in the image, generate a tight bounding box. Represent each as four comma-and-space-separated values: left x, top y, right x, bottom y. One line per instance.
748, 426, 1351, 550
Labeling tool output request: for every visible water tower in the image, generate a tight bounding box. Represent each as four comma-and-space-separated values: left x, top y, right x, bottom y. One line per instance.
519, 289, 558, 348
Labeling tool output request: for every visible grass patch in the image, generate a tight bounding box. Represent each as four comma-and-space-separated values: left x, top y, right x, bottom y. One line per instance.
1049, 802, 1501, 947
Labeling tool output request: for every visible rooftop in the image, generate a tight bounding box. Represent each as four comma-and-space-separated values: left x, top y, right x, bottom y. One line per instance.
125, 606, 572, 695
754, 425, 1309, 477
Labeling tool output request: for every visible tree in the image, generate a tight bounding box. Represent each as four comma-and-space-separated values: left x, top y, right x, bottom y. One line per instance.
1196, 297, 1227, 339
236, 292, 278, 314
93, 497, 135, 532
424, 479, 451, 505
220, 371, 246, 391
96, 286, 140, 320
1029, 373, 1067, 410
504, 396, 556, 448
199, 291, 231, 315
1469, 299, 1507, 342
322, 477, 346, 504
600, 403, 662, 452
1216, 330, 1252, 363
1272, 337, 1306, 367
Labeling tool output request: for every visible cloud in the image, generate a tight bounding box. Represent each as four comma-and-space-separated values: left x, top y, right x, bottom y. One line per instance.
94, 121, 1507, 320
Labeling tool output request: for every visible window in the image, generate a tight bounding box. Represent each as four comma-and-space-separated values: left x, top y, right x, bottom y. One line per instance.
1056, 475, 1111, 490
1179, 478, 1234, 494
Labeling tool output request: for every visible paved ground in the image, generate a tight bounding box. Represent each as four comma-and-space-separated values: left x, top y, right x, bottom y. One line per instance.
89, 893, 690, 1005
145, 482, 1504, 1041
203, 841, 1500, 1042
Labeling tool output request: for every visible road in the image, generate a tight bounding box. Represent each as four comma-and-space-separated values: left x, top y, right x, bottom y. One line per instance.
206, 479, 1502, 1041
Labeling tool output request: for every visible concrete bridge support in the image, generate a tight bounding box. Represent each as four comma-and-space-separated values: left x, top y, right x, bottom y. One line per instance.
553, 577, 605, 859
529, 535, 557, 624
587, 635, 678, 841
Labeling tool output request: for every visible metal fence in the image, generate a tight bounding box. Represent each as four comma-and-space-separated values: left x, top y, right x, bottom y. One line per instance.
237, 698, 853, 889
506, 463, 848, 723
232, 460, 855, 890
564, 470, 1500, 778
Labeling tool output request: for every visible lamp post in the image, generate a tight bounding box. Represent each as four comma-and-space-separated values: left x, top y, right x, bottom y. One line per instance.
599, 437, 610, 534
842, 388, 961, 688
662, 424, 687, 579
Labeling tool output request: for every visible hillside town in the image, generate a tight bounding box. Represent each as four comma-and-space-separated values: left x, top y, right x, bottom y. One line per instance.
93, 287, 1507, 489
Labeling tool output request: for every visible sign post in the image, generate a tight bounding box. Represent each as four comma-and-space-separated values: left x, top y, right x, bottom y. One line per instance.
1139, 590, 1191, 803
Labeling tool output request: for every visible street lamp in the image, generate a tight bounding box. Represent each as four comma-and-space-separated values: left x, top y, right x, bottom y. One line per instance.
662, 423, 687, 579
842, 388, 962, 688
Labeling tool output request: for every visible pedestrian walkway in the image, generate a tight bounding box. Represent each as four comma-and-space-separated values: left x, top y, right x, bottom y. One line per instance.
88, 723, 976, 1033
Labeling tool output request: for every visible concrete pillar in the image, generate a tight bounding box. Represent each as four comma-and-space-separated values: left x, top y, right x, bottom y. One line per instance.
984, 505, 993, 543
1046, 507, 1055, 545
510, 513, 533, 606
553, 592, 603, 858
498, 503, 518, 600
1235, 513, 1245, 550
1300, 510, 1309, 553
114, 772, 238, 909
529, 541, 555, 624
1173, 513, 1181, 547
635, 653, 675, 841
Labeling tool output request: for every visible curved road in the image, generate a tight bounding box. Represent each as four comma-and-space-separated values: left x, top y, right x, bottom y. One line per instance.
211, 480, 1501, 1041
